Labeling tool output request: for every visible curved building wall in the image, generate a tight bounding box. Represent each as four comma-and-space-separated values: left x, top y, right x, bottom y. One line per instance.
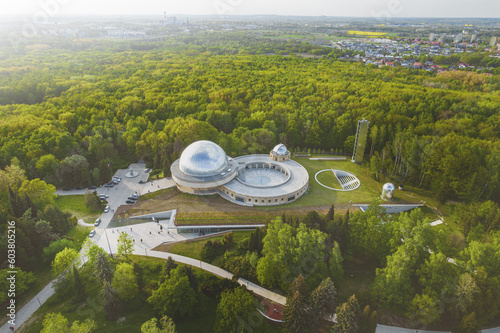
171, 142, 309, 206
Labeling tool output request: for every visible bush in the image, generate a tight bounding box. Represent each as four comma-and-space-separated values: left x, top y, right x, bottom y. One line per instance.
201, 240, 225, 262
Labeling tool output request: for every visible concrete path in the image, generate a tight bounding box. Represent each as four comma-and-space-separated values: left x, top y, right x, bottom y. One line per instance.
148, 251, 286, 305
1, 281, 56, 332
5, 164, 500, 332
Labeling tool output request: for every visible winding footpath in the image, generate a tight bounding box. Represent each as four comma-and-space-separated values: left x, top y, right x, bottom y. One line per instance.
4, 246, 500, 332
3, 166, 500, 332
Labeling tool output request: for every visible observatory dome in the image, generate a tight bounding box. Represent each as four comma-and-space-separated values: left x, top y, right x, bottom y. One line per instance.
272, 144, 288, 156
179, 141, 229, 177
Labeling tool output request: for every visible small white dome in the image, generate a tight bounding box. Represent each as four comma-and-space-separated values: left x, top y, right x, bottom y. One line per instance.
179, 141, 228, 177
272, 144, 288, 156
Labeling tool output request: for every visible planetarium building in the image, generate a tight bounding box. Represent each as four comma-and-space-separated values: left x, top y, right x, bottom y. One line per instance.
171, 141, 309, 206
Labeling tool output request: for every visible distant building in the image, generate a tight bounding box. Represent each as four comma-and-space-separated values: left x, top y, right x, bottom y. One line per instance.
429, 33, 436, 42
351, 119, 370, 163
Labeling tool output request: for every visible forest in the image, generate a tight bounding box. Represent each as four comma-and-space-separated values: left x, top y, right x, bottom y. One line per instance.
0, 33, 499, 207
1, 31, 500, 332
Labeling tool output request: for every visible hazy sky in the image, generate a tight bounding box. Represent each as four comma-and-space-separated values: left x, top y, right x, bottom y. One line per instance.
1, 0, 499, 18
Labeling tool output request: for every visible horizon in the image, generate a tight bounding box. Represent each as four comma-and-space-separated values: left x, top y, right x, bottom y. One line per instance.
1, 0, 499, 20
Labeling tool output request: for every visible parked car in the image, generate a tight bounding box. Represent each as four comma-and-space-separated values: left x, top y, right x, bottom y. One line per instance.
126, 199, 136, 204
112, 179, 119, 184
94, 218, 101, 227
130, 193, 138, 199
104, 206, 110, 213
145, 168, 152, 173
63, 187, 72, 191
104, 182, 114, 187
88, 185, 97, 190
89, 230, 96, 238
138, 180, 146, 184
75, 186, 84, 190
127, 196, 137, 201
112, 176, 122, 181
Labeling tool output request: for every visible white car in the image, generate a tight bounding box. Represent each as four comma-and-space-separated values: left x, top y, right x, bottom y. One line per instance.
89, 230, 96, 238
104, 206, 110, 213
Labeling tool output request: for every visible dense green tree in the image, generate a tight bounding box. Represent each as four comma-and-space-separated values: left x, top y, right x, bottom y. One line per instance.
310, 277, 337, 332
84, 190, 103, 212
329, 241, 344, 282
0, 267, 35, 303
141, 316, 177, 333
94, 251, 113, 284
147, 267, 197, 318
407, 292, 443, 326
162, 256, 178, 280
41, 312, 95, 333
117, 232, 134, 258
454, 312, 480, 333
214, 287, 255, 333
52, 247, 80, 277
102, 281, 120, 321
72, 264, 86, 301
112, 262, 139, 301
333, 294, 361, 333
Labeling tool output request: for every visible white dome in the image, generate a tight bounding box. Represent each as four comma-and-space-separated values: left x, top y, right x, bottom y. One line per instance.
179, 141, 228, 177
272, 144, 288, 156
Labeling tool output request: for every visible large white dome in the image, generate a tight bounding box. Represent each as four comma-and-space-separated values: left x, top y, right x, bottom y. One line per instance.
179, 141, 229, 177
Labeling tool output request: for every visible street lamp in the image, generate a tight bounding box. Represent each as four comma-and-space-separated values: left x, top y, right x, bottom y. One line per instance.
104, 228, 113, 258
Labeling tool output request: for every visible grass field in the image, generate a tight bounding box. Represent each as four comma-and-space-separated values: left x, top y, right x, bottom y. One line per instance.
348, 30, 388, 36
55, 195, 100, 223
120, 158, 444, 225
315, 169, 343, 190
159, 230, 253, 262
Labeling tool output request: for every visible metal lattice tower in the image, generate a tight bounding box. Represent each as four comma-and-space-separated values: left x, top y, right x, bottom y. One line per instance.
351, 119, 370, 163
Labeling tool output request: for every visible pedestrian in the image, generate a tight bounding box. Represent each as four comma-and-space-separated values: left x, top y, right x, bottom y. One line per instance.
130, 227, 132, 232
133, 239, 135, 243
140, 239, 142, 243
158, 231, 160, 234
157, 185, 159, 188
149, 231, 151, 234
112, 230, 114, 233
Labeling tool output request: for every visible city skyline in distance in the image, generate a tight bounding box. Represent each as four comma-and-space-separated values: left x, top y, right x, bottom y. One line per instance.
1, 0, 500, 19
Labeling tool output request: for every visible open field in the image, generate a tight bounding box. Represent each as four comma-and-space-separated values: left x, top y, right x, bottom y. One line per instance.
348, 30, 388, 36
55, 195, 100, 223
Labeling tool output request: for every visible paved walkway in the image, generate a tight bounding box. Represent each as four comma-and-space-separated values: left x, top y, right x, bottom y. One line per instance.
4, 164, 500, 332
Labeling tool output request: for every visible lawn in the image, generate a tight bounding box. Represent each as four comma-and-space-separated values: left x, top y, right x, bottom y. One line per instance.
315, 169, 343, 190
265, 158, 381, 209
55, 195, 101, 223
163, 231, 253, 261
348, 30, 388, 36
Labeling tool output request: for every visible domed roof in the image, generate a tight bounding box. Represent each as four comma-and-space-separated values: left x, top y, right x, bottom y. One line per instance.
272, 144, 288, 156
179, 141, 229, 177
382, 183, 395, 191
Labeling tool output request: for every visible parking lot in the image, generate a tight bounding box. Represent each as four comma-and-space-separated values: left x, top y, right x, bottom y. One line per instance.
55, 162, 176, 239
